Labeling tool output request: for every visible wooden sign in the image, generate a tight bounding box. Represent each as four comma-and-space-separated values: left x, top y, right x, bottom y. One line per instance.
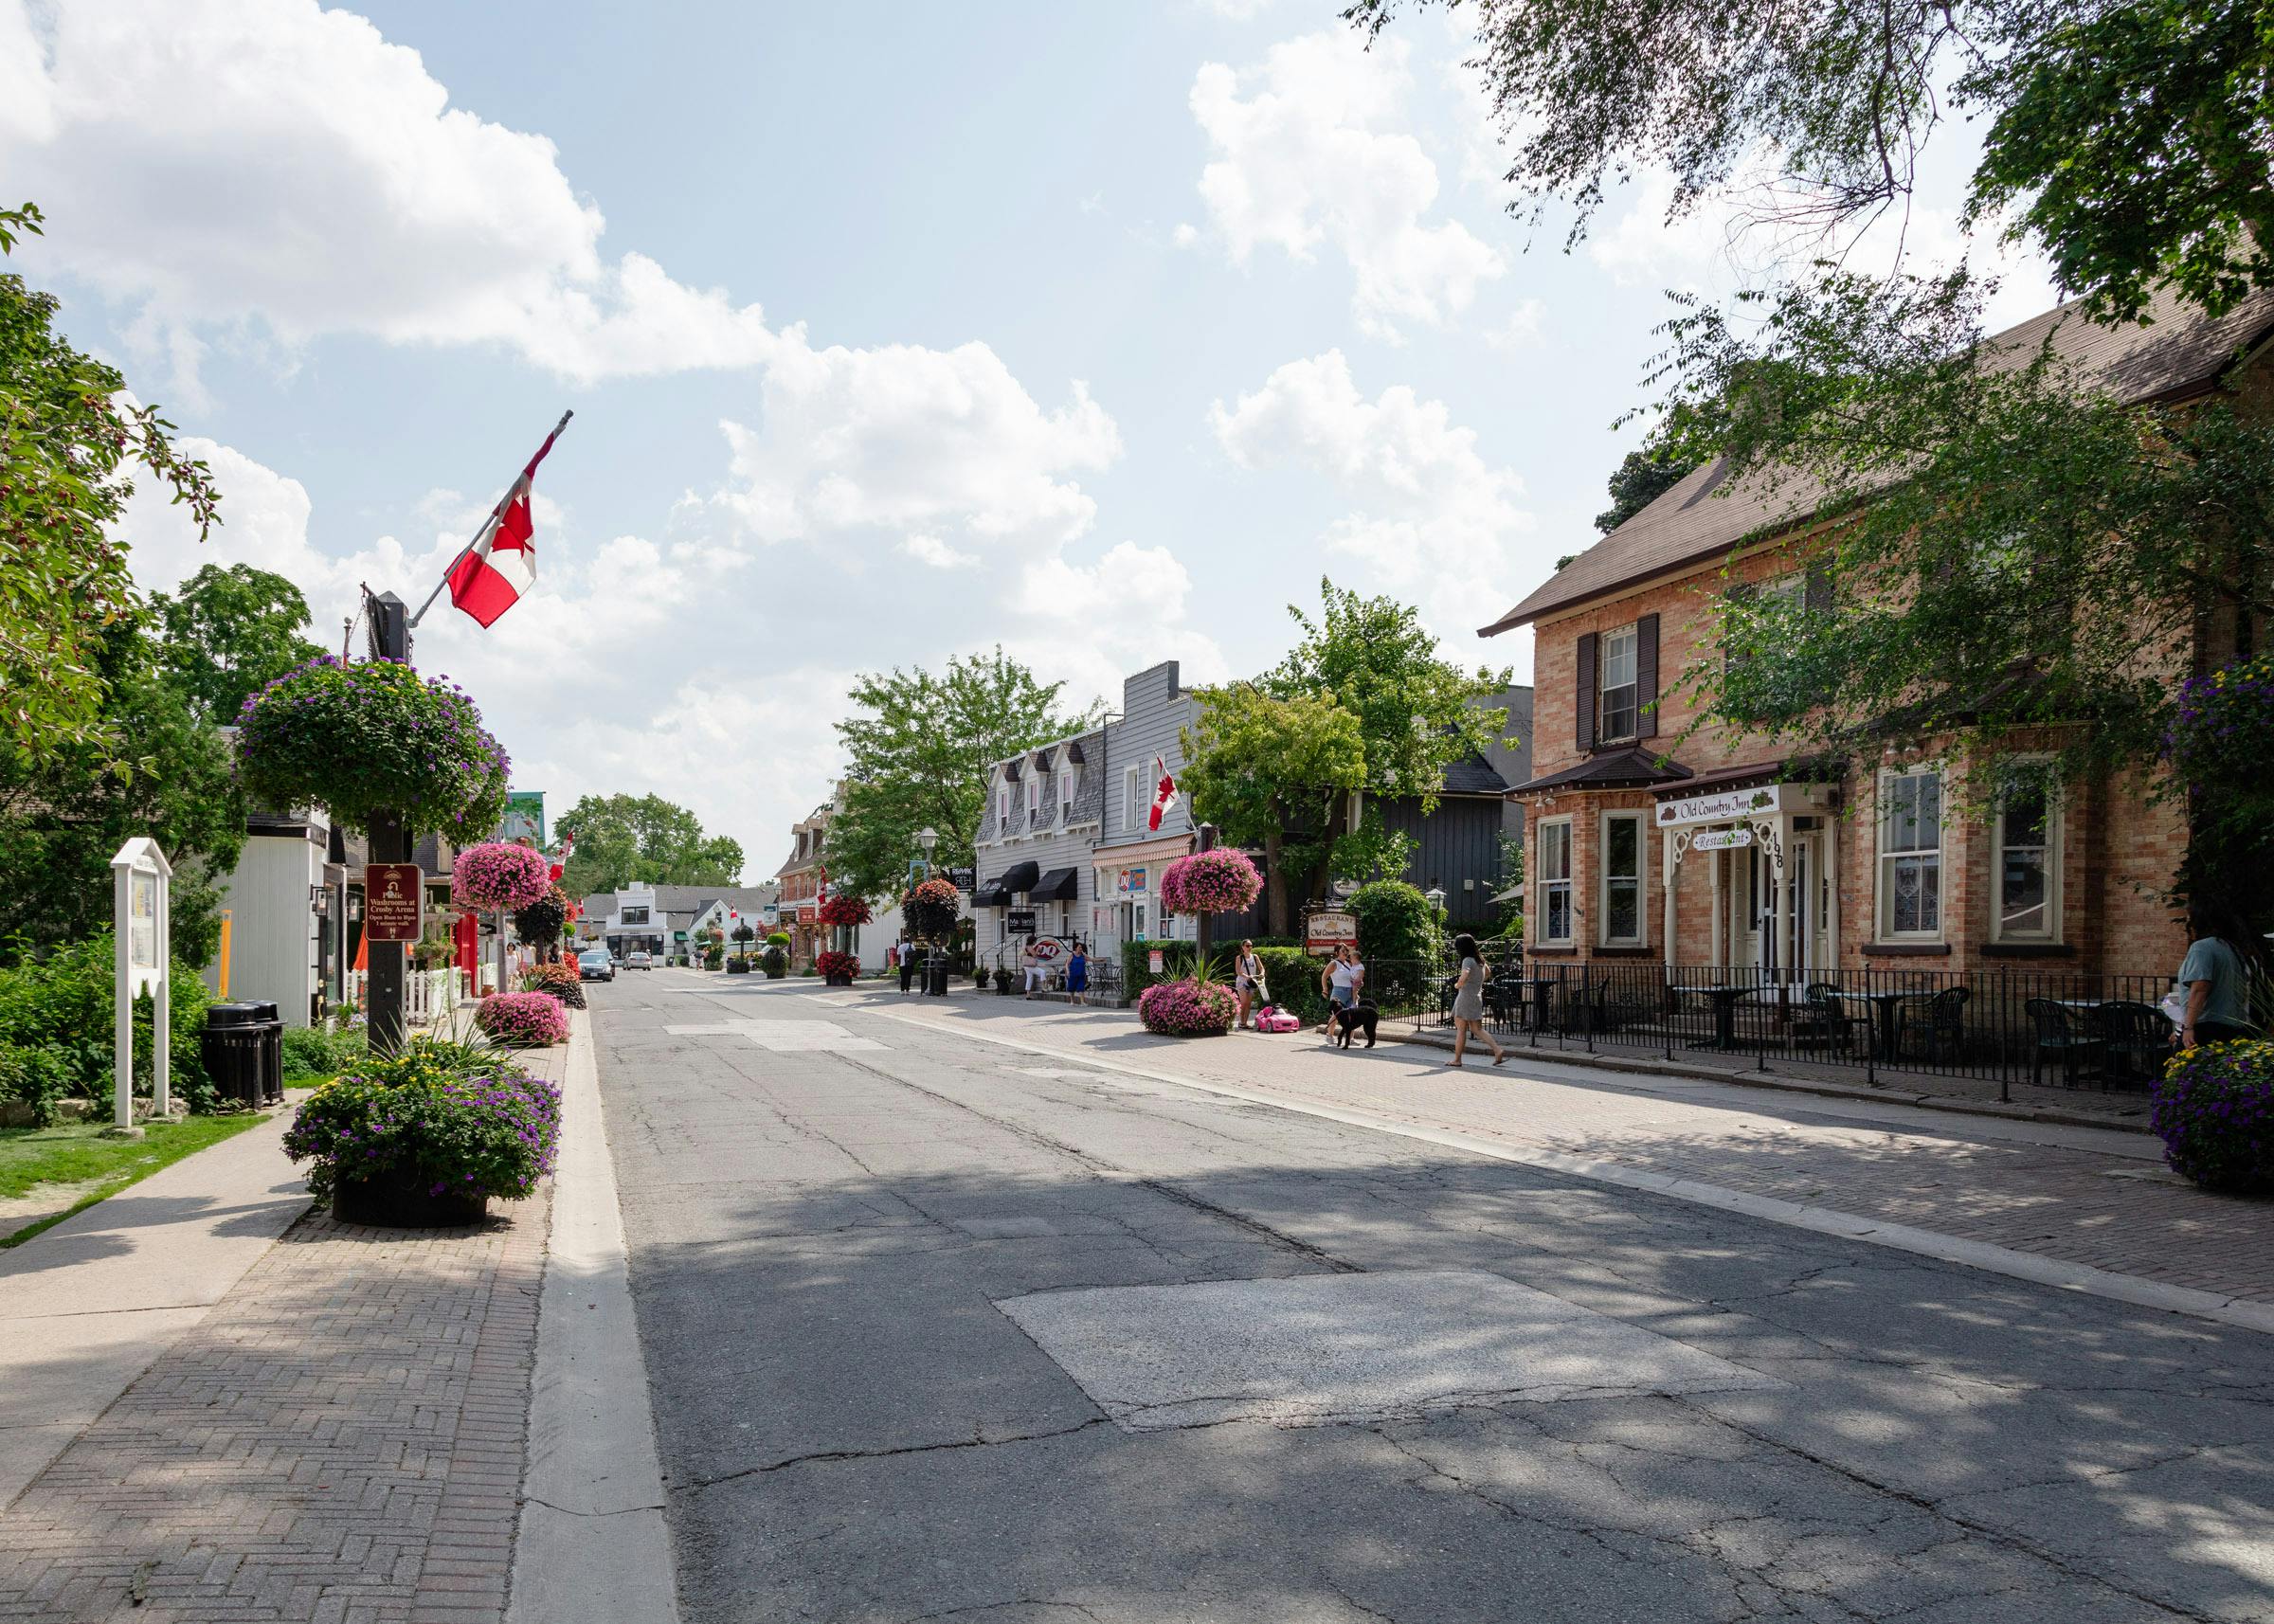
1689, 828, 1754, 852
364, 862, 424, 942
1304, 908, 1359, 955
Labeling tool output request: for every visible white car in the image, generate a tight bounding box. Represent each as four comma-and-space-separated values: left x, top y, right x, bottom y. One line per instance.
624, 950, 654, 970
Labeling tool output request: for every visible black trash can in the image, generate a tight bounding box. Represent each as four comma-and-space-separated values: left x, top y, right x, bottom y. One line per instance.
201, 1004, 268, 1109
247, 1001, 284, 1104
926, 955, 950, 997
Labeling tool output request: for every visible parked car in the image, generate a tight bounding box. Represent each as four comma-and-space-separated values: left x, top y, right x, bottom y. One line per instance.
577, 948, 616, 983
625, 950, 654, 971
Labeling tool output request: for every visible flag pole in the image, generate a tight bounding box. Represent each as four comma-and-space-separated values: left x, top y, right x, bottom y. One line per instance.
408, 409, 573, 629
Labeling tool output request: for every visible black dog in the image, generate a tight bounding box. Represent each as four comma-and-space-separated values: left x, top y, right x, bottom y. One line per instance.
1331, 1002, 1380, 1049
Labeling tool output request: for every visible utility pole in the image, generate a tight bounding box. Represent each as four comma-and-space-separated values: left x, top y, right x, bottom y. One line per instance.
1194, 822, 1218, 975
366, 590, 413, 1057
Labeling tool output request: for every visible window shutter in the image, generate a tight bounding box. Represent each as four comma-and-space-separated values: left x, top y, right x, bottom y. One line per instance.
1635, 614, 1660, 740
1805, 562, 1832, 615
1575, 631, 1597, 752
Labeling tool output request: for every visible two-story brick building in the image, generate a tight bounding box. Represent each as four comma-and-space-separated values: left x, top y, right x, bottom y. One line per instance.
1489, 287, 2274, 983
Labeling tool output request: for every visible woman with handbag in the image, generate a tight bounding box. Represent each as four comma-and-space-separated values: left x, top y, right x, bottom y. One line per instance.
1234, 941, 1265, 1030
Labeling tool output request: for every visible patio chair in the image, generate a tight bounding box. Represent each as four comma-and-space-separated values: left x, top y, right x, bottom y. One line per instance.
1898, 986, 1971, 1065
1794, 982, 1865, 1057
2024, 998, 2103, 1088
2094, 1001, 2170, 1087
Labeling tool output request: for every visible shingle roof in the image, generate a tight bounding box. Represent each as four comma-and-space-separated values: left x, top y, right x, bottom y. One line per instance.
1514, 747, 1691, 794
1482, 285, 2274, 635
1440, 752, 1512, 796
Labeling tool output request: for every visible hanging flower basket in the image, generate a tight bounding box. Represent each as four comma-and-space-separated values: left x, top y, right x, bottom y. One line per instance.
818, 894, 872, 928
514, 884, 568, 947
236, 657, 510, 843
1159, 849, 1262, 915
453, 843, 552, 913
902, 875, 963, 942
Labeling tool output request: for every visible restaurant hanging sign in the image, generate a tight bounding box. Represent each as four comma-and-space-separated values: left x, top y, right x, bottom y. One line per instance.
1688, 827, 1754, 852
1656, 784, 1782, 828
1303, 908, 1359, 955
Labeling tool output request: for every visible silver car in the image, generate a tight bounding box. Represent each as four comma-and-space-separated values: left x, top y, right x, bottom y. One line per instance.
625, 950, 655, 970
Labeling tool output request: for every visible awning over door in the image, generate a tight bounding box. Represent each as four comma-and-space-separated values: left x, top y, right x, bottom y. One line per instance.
1031, 867, 1080, 901
971, 883, 1010, 907
998, 859, 1041, 893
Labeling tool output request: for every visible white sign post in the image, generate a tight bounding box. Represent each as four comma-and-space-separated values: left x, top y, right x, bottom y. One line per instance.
110, 839, 172, 1139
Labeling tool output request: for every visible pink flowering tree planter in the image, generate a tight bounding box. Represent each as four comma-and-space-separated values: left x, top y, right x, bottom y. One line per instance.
1138, 978, 1239, 1037
452, 843, 553, 913
1159, 849, 1262, 917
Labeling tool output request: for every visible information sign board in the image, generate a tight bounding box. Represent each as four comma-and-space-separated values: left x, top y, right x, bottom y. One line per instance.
364, 863, 424, 942
1304, 908, 1359, 955
1006, 908, 1038, 935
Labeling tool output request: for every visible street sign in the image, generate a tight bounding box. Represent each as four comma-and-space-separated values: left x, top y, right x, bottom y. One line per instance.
365, 863, 424, 942
1689, 827, 1754, 852
1007, 908, 1038, 935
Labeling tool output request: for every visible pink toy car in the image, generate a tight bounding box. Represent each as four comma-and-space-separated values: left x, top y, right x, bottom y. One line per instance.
1254, 1005, 1302, 1034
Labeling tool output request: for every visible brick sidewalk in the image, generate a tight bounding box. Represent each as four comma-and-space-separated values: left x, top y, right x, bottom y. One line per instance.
0, 1190, 546, 1624
853, 991, 2274, 1310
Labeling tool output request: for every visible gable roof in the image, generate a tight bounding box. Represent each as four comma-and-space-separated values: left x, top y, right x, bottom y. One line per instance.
1482, 284, 2274, 635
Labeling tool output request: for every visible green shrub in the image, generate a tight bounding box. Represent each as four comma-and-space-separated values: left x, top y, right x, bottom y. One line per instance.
0, 932, 214, 1110
0, 1043, 77, 1126
1348, 879, 1436, 963
281, 1024, 366, 1083
766, 930, 790, 947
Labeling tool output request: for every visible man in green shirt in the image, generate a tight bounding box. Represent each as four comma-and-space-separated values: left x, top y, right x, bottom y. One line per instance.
2178, 904, 2258, 1048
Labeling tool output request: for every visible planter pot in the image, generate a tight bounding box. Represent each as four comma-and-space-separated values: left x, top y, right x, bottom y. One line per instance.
764, 967, 785, 980
824, 971, 854, 986
333, 1170, 489, 1228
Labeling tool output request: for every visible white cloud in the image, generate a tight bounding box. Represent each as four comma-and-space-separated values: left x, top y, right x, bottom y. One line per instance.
1483, 299, 1545, 350
1188, 30, 1503, 338
901, 533, 978, 570
0, 0, 776, 392
1210, 351, 1538, 644
716, 334, 1121, 551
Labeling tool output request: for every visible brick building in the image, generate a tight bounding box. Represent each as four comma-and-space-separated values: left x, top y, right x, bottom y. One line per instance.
1488, 287, 2274, 982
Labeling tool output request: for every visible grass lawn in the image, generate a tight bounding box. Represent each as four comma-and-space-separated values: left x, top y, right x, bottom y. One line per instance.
0, 1110, 274, 1248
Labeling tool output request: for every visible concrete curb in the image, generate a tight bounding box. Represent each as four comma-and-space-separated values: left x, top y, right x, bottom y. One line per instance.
509, 1008, 680, 1624
1390, 1023, 2155, 1137
866, 1006, 2274, 1342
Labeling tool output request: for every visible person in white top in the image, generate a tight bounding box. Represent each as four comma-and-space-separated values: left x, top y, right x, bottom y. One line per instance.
1319, 945, 1364, 1039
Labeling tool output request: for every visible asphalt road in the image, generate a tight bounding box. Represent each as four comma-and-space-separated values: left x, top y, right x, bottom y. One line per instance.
590, 972, 2274, 1624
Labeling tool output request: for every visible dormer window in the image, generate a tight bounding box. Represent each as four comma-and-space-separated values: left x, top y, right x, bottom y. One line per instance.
1058, 766, 1075, 820
1026, 774, 1040, 818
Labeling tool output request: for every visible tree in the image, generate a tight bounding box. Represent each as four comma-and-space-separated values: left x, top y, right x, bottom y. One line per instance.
0, 622, 244, 965
2, 203, 221, 768
556, 794, 742, 895
150, 564, 322, 723
1350, 0, 2274, 325
1595, 448, 1698, 533
1261, 582, 1510, 896
826, 647, 1100, 903
1180, 687, 1366, 937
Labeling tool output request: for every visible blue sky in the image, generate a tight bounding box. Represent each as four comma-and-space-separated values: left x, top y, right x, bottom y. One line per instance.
2, 0, 2052, 877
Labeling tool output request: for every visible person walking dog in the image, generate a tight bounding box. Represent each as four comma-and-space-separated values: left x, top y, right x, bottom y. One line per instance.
1446, 932, 1507, 1069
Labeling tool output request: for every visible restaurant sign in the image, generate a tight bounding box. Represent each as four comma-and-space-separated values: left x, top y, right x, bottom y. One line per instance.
1657, 784, 1782, 828
1303, 908, 1359, 955
1688, 827, 1754, 852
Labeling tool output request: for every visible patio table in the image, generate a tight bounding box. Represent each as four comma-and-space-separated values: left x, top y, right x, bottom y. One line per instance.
1672, 984, 1756, 1053
1823, 989, 1931, 1062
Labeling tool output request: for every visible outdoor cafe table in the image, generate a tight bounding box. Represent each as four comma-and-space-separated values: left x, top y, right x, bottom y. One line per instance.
1672, 983, 1756, 1052
1822, 988, 1931, 1062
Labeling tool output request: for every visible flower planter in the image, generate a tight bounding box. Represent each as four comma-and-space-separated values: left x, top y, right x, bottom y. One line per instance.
824, 971, 854, 986
333, 1169, 490, 1228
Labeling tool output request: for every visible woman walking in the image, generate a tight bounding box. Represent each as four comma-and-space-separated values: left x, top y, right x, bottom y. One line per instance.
1447, 932, 1507, 1068
1234, 940, 1265, 1030
1066, 940, 1090, 1006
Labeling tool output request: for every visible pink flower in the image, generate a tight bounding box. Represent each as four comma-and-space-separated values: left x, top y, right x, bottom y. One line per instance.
1159, 849, 1262, 915
452, 842, 552, 911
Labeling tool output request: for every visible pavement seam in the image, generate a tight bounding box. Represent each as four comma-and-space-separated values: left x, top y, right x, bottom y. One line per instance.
860, 1004, 2274, 1341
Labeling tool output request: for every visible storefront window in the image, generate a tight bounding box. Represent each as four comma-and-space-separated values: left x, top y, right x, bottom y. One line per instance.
1600, 813, 1642, 946
1995, 777, 2059, 940
1877, 770, 1942, 938
1538, 818, 1573, 944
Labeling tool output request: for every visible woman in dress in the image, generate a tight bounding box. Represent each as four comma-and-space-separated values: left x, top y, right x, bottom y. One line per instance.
1447, 932, 1507, 1069
1234, 939, 1265, 1029
1065, 940, 1090, 1006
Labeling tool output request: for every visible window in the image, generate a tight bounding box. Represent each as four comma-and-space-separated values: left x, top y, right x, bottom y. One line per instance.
1599, 625, 1639, 742
1124, 766, 1141, 831
997, 785, 1010, 831
1877, 770, 1943, 938
1599, 813, 1643, 946
1059, 767, 1075, 821
1537, 819, 1574, 944
622, 907, 649, 927
1994, 775, 2060, 942
1026, 774, 1040, 817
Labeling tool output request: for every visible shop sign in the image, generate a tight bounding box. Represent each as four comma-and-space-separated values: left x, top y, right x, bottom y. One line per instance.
1024, 937, 1062, 963
1304, 909, 1359, 955
1007, 908, 1038, 935
364, 863, 424, 942
1656, 784, 1782, 827
1117, 866, 1147, 895
1147, 948, 1164, 974
1689, 827, 1754, 852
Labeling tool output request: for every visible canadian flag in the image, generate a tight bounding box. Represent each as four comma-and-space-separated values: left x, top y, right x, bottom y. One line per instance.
1148, 756, 1178, 832
446, 416, 568, 628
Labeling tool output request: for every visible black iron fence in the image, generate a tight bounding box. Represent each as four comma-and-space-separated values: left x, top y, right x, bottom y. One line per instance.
1378, 960, 2179, 1101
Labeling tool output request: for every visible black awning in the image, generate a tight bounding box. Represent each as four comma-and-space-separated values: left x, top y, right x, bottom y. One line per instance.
972, 884, 1010, 908
1032, 866, 1079, 901
998, 859, 1041, 893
